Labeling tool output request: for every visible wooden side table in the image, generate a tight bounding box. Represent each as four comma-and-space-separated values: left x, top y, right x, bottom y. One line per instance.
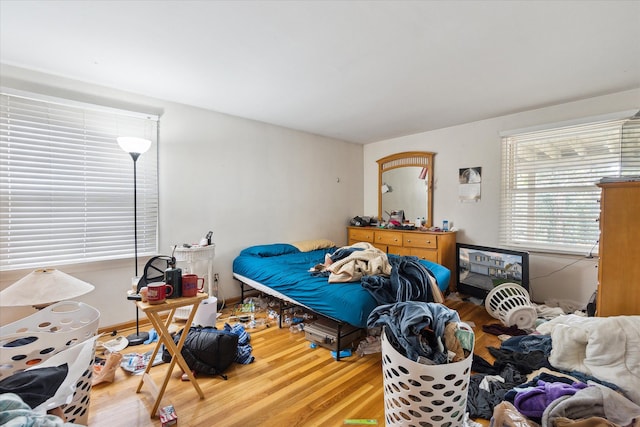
135, 292, 208, 416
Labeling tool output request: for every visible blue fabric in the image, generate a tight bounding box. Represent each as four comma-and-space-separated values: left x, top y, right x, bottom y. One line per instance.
367, 301, 460, 362
223, 323, 254, 365
233, 248, 451, 328
500, 334, 552, 356
239, 243, 300, 257
361, 255, 438, 305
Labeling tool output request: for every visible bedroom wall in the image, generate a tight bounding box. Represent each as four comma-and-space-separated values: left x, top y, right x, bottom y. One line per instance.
0, 64, 364, 327
364, 88, 640, 307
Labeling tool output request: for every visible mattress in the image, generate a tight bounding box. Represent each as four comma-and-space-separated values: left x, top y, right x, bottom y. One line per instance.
232, 243, 450, 328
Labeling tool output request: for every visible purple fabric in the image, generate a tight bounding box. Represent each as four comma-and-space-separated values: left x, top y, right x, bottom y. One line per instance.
514, 380, 589, 418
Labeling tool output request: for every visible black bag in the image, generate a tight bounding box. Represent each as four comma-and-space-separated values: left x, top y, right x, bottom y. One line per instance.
162, 326, 238, 379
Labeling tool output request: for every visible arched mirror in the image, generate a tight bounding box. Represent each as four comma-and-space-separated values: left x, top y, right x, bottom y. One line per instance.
377, 151, 434, 227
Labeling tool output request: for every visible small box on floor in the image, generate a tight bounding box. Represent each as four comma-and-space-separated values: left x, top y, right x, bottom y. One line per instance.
159, 405, 178, 426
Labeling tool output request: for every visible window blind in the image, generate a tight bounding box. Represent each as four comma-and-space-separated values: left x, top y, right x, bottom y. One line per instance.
0, 89, 159, 271
500, 115, 640, 255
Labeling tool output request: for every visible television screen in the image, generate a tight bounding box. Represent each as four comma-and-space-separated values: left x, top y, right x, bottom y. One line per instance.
456, 243, 529, 299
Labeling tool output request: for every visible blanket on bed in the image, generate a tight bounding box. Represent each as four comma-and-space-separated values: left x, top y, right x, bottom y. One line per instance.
324, 242, 392, 283
536, 314, 640, 405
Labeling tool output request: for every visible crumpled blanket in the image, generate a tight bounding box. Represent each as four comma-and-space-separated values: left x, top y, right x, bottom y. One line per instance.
536, 314, 640, 405
361, 255, 437, 305
325, 242, 391, 283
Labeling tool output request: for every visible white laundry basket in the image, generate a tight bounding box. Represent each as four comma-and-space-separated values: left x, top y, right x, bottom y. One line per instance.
0, 301, 100, 425
485, 283, 537, 329
381, 323, 474, 427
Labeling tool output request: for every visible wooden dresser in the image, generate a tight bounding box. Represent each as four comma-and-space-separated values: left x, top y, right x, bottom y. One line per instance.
596, 181, 640, 316
347, 226, 457, 292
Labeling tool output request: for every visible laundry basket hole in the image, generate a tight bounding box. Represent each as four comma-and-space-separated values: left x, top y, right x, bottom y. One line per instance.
40, 347, 55, 355
398, 365, 409, 375
4, 336, 38, 347
444, 374, 456, 381
433, 383, 445, 390
420, 374, 434, 381
420, 390, 434, 397
408, 379, 422, 387
398, 381, 410, 390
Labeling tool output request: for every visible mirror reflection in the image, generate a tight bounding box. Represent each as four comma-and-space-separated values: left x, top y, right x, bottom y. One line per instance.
381, 167, 427, 223
377, 151, 434, 227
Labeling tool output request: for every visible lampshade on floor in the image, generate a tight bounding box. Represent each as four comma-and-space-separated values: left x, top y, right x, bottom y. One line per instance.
0, 269, 95, 307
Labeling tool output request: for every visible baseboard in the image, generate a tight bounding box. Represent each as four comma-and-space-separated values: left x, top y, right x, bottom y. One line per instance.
97, 295, 243, 335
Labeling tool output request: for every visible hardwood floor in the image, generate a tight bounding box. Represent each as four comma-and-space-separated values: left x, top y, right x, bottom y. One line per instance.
88, 297, 500, 426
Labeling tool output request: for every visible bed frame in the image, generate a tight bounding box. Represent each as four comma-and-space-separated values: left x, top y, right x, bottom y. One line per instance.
234, 273, 363, 361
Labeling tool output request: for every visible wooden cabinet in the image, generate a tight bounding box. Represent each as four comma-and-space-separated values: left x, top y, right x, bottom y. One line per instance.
347, 226, 457, 292
596, 181, 640, 316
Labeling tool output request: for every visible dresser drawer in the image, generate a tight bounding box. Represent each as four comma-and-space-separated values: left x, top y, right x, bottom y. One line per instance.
403, 233, 437, 249
410, 248, 438, 263
348, 228, 374, 243
387, 245, 410, 257
375, 230, 403, 246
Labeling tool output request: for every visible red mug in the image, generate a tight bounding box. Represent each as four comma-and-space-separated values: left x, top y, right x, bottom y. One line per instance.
147, 282, 173, 304
182, 274, 205, 297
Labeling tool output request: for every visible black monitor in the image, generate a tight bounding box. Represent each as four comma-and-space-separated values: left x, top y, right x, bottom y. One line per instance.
456, 243, 529, 299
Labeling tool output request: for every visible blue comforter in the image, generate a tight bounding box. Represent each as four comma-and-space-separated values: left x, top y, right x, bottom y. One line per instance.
232, 244, 450, 328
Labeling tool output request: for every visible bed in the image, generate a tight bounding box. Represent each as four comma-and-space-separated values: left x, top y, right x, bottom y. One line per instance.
232, 241, 451, 332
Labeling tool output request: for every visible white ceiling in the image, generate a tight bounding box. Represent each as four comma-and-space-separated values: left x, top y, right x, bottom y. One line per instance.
1, 1, 639, 144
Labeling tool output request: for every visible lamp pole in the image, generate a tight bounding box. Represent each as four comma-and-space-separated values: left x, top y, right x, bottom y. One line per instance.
118, 137, 152, 346
130, 151, 140, 278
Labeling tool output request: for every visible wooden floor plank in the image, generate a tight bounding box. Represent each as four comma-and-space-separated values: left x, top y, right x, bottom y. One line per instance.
88, 297, 499, 426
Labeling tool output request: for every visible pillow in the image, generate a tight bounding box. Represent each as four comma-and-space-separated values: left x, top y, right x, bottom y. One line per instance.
291, 239, 336, 252
240, 243, 299, 257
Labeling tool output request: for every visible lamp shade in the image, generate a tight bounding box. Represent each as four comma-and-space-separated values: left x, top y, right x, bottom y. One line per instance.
0, 269, 95, 307
117, 136, 152, 154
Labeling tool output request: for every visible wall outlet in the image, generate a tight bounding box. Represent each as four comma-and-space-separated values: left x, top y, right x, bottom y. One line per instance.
213, 273, 219, 281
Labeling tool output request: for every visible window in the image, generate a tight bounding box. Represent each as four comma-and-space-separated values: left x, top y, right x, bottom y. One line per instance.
0, 89, 159, 271
500, 112, 640, 255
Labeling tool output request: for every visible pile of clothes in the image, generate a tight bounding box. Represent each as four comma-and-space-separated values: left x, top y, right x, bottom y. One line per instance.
367, 301, 470, 364
469, 318, 640, 426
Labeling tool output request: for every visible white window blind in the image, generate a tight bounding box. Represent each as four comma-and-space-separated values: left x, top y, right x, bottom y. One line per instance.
0, 89, 159, 271
500, 114, 640, 255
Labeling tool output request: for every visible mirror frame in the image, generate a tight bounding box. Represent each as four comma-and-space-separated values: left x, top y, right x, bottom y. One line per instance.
377, 151, 435, 227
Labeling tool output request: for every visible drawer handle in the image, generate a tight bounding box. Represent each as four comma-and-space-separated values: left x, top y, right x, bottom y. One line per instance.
426, 240, 431, 244
406, 239, 412, 243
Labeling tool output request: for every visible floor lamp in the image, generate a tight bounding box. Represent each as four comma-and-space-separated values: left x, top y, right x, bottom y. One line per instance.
118, 136, 152, 346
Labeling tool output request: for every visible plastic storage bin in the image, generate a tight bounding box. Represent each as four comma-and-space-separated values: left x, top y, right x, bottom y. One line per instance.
381, 323, 474, 427
0, 301, 100, 425
485, 283, 536, 329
